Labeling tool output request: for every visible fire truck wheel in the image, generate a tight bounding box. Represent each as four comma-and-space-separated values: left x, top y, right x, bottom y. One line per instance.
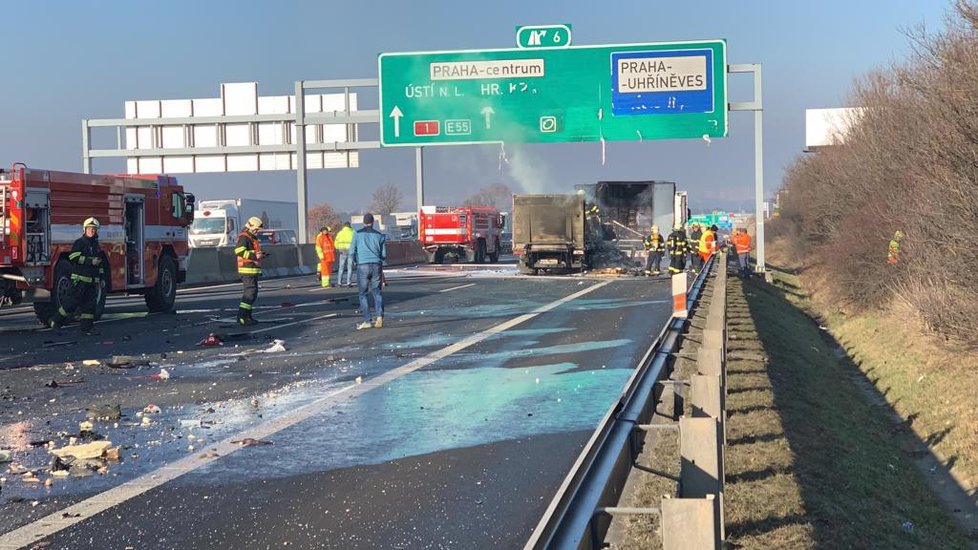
33, 260, 73, 324
145, 256, 177, 313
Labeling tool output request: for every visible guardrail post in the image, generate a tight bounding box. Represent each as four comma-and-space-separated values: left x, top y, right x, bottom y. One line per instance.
679, 416, 724, 544
661, 495, 720, 550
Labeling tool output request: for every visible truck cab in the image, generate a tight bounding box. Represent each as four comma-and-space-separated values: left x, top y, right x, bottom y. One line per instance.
189, 200, 238, 247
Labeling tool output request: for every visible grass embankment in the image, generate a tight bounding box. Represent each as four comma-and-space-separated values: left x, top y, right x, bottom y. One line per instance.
723, 254, 969, 548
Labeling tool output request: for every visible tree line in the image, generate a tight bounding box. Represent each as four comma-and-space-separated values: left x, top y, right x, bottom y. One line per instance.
773, 1, 978, 346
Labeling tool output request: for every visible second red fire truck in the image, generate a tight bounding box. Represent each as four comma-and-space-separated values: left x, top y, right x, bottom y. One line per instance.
1, 163, 195, 324
418, 205, 505, 264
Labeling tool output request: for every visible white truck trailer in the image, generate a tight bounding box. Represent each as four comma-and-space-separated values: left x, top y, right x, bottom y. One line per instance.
189, 199, 298, 247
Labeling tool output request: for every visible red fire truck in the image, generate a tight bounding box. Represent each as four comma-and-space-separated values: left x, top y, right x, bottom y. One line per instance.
0, 163, 195, 323
418, 205, 505, 263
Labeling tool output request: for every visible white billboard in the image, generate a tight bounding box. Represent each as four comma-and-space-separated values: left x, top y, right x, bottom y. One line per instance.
805, 107, 863, 150
123, 82, 360, 173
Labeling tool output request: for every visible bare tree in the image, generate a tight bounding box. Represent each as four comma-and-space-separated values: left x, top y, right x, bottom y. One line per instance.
775, 0, 978, 346
463, 183, 513, 210
307, 203, 341, 241
370, 183, 403, 215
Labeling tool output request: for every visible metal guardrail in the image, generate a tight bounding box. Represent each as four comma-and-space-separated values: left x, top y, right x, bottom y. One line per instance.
526, 256, 717, 549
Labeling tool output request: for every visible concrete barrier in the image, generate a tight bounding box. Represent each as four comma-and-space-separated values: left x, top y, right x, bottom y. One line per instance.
184, 248, 225, 285
185, 240, 429, 287
387, 240, 427, 265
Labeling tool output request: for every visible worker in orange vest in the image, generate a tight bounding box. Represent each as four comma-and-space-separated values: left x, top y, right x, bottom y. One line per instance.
316, 226, 336, 288
698, 224, 718, 265
732, 228, 752, 278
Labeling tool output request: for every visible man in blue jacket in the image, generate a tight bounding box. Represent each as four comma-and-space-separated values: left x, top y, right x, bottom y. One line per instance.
349, 213, 387, 330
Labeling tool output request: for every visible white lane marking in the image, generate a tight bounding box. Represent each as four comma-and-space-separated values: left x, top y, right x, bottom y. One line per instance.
439, 283, 477, 293
248, 313, 338, 335
0, 280, 612, 548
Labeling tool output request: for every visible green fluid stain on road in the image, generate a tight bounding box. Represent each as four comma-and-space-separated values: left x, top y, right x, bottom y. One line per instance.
186, 361, 632, 481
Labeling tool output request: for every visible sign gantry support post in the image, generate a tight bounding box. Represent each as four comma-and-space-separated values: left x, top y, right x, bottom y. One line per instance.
728, 63, 765, 275
295, 80, 308, 242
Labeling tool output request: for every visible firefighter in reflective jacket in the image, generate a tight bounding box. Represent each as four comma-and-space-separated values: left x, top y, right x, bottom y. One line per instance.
50, 217, 105, 335
643, 225, 666, 276
234, 217, 266, 325
666, 224, 690, 274
316, 226, 336, 288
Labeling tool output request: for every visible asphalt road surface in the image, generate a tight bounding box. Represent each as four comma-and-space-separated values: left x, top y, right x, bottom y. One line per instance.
0, 264, 676, 549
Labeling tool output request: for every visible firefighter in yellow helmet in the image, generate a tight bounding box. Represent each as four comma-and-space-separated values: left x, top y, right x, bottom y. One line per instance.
643, 224, 665, 276
234, 216, 266, 325
50, 217, 105, 334
666, 223, 690, 274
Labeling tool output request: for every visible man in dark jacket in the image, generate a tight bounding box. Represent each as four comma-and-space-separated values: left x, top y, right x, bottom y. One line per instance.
349, 213, 387, 330
50, 217, 105, 335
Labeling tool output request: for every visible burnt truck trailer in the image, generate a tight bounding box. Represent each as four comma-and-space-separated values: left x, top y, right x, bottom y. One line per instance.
512, 194, 588, 275
575, 180, 681, 257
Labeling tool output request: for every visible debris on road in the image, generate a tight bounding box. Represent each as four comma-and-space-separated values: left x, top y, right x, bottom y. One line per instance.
262, 339, 288, 353
81, 359, 101, 367
50, 441, 113, 460
0, 449, 12, 463
42, 340, 76, 348
108, 355, 152, 368
148, 368, 171, 381
231, 438, 272, 447
196, 333, 224, 346
85, 404, 121, 421
143, 404, 161, 414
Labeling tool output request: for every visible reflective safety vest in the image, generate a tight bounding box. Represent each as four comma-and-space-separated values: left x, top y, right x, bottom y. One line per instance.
235, 231, 262, 275
316, 231, 335, 263
733, 232, 751, 254
698, 230, 716, 254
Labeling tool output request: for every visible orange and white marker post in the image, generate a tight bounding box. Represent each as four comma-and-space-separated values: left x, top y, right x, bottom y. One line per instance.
672, 271, 688, 319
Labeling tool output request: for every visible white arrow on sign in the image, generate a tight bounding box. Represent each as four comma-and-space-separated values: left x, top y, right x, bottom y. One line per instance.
389, 106, 404, 137
481, 106, 495, 129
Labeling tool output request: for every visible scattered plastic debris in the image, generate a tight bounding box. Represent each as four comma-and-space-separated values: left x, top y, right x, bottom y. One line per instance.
148, 368, 171, 381
197, 333, 224, 346
262, 339, 288, 353
81, 359, 101, 367
0, 449, 12, 463
143, 404, 161, 414
901, 520, 914, 534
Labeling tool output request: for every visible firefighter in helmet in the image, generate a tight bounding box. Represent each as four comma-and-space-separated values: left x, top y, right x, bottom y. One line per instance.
50, 217, 105, 335
234, 216, 266, 325
666, 223, 690, 274
643, 224, 665, 276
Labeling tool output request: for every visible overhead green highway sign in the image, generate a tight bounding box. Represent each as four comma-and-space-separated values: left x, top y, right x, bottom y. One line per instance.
378, 39, 727, 147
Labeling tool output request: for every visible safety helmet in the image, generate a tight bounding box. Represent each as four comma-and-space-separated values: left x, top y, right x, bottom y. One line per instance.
674, 224, 682, 231
321, 226, 331, 233
246, 217, 264, 229
83, 217, 100, 229
894, 230, 904, 239
651, 224, 659, 233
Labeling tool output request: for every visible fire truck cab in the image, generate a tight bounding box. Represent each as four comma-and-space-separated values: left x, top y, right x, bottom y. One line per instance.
419, 205, 505, 264
0, 164, 194, 324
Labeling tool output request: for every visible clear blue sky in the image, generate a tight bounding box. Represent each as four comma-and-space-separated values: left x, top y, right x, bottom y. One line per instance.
1, 1, 950, 213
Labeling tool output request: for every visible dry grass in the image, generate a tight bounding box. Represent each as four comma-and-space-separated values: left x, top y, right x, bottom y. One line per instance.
724, 260, 968, 549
